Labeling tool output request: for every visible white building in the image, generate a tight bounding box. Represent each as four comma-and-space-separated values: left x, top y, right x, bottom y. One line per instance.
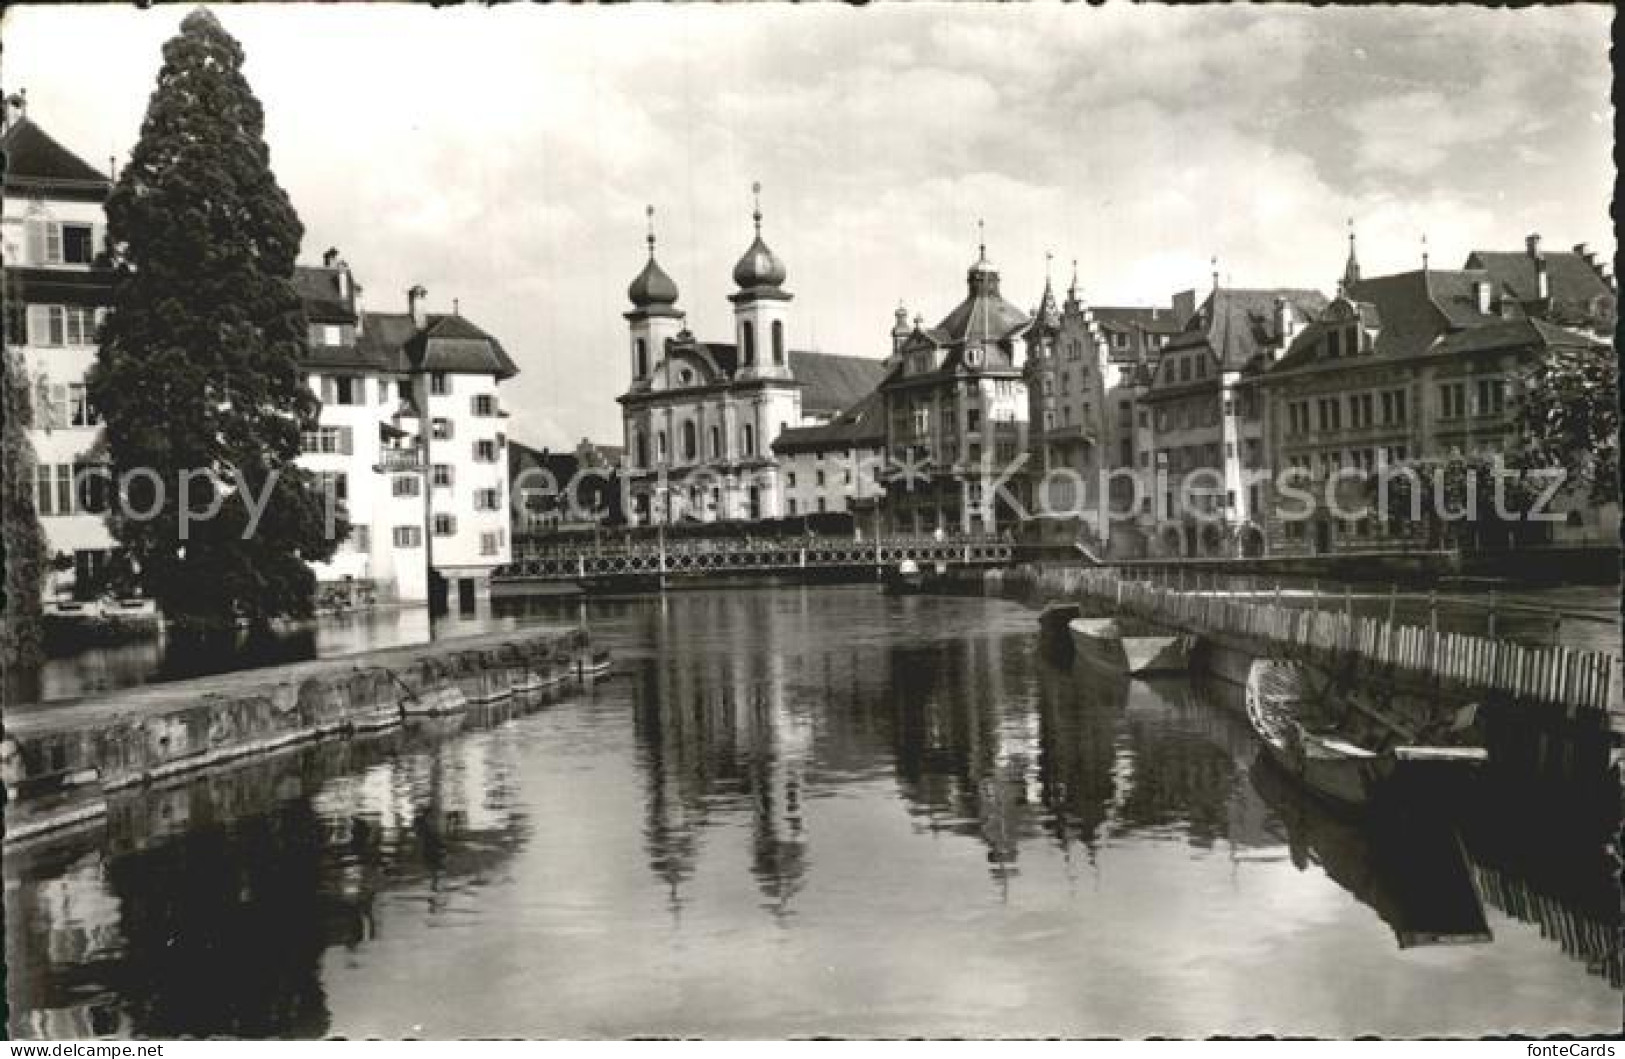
772, 391, 887, 523
2, 102, 516, 611
295, 260, 518, 607
618, 196, 884, 525
1, 100, 120, 599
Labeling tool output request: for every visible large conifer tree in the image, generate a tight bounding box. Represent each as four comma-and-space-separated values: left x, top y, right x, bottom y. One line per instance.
2, 344, 48, 706
91, 8, 341, 637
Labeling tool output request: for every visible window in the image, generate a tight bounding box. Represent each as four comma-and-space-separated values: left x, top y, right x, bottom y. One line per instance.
27, 304, 97, 347
1439, 382, 1467, 419
480, 532, 502, 556
742, 423, 755, 456
710, 425, 722, 458
1476, 378, 1505, 416
300, 426, 354, 454
323, 325, 342, 347
967, 409, 982, 432
772, 320, 785, 365
74, 462, 110, 514
634, 432, 648, 469
1195, 356, 1208, 379
634, 338, 648, 378
433, 513, 457, 537
1179, 358, 1192, 382
681, 421, 697, 461
1327, 329, 1343, 358
474, 440, 498, 463
1317, 397, 1342, 431
430, 372, 450, 396
352, 526, 371, 554
816, 497, 827, 513
379, 379, 395, 405
473, 394, 497, 417
34, 465, 54, 516
475, 487, 502, 511
431, 464, 453, 488
787, 472, 797, 488
815, 469, 826, 487
1350, 392, 1374, 428
657, 430, 668, 461
741, 320, 756, 366
787, 498, 798, 516
315, 471, 349, 507
59, 223, 94, 265
324, 376, 360, 406
67, 383, 97, 427
393, 526, 422, 548
430, 417, 452, 440
1112, 333, 1129, 350
393, 475, 421, 498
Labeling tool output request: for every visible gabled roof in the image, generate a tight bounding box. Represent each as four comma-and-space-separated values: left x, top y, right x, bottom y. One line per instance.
790, 350, 886, 414
292, 265, 356, 323
1, 116, 111, 201
347, 311, 518, 378
773, 390, 885, 452
1091, 305, 1183, 334
1462, 248, 1615, 328
1159, 288, 1328, 375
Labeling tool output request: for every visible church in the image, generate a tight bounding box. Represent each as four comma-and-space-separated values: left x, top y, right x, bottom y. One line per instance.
617, 192, 884, 526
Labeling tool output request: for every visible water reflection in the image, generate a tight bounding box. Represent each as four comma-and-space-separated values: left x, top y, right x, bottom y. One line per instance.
8, 587, 1620, 1037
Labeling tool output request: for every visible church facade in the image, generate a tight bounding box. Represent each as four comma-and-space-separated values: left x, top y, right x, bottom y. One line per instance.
617, 198, 883, 526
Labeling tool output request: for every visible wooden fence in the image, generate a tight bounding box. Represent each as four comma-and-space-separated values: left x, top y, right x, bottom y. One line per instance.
1035, 566, 1621, 724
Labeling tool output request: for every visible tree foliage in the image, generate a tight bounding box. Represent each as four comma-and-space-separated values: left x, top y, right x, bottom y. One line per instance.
89, 8, 342, 636
2, 344, 48, 705
1369, 454, 1550, 550
1513, 340, 1620, 505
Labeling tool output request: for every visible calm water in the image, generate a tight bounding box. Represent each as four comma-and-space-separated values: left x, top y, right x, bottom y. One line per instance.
7, 587, 1620, 1037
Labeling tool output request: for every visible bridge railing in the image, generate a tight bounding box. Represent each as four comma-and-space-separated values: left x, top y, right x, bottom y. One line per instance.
1056, 566, 1620, 722
495, 535, 1015, 580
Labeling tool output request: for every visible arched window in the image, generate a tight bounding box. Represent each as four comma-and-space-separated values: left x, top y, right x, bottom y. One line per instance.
634, 338, 648, 378
742, 423, 755, 456
634, 430, 648, 469
771, 320, 785, 365
656, 430, 668, 462
710, 425, 721, 458
681, 421, 697, 461
741, 320, 756, 366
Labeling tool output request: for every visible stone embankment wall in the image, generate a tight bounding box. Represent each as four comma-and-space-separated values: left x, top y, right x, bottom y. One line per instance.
2, 627, 590, 844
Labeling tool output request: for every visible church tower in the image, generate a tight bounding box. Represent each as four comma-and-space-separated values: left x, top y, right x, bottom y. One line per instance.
626, 205, 683, 391
730, 182, 793, 381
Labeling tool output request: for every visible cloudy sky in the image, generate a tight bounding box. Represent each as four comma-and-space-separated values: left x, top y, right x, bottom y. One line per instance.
4, 3, 1612, 449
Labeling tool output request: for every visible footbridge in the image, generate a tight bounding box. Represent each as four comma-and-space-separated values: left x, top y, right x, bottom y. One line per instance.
492, 535, 1019, 587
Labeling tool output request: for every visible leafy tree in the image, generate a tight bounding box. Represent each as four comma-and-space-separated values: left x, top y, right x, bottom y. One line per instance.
2, 345, 48, 706
90, 9, 343, 638
1513, 340, 1619, 505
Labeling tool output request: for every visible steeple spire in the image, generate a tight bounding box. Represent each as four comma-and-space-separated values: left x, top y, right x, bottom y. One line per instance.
1211, 255, 1220, 291
645, 204, 657, 257
1036, 250, 1061, 328
1421, 232, 1430, 273
752, 180, 762, 236
1341, 217, 1361, 294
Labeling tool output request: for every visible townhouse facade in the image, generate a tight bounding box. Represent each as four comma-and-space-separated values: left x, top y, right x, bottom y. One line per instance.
1138, 281, 1329, 556
618, 199, 885, 526
1257, 234, 1618, 556
1021, 263, 1180, 555
878, 240, 1032, 536
771, 390, 887, 523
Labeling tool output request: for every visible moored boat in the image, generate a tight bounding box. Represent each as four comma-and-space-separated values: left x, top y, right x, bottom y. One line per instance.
1037, 602, 1081, 635
1245, 659, 1485, 809
883, 559, 928, 594
1067, 617, 1192, 675
401, 684, 469, 719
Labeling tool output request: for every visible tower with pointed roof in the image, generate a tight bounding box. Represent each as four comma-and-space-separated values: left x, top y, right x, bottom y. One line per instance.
730, 183, 793, 382
1341, 219, 1361, 295
626, 205, 684, 392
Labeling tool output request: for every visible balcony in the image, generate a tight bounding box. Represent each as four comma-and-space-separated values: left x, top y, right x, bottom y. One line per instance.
374, 448, 424, 474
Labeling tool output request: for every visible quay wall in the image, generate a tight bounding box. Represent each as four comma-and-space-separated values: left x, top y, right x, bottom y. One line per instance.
2, 626, 590, 845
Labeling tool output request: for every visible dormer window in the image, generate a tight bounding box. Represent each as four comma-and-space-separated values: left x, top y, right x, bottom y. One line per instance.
678, 368, 695, 386
966, 345, 984, 367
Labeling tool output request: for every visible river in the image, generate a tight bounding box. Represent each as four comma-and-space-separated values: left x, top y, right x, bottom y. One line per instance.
7, 586, 1620, 1037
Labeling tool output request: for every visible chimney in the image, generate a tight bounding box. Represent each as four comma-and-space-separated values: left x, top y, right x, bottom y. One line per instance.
2, 89, 25, 131
335, 259, 351, 301
1534, 255, 1549, 302
352, 281, 366, 336
322, 247, 340, 268
1473, 279, 1492, 315
1525, 233, 1542, 260
408, 285, 428, 330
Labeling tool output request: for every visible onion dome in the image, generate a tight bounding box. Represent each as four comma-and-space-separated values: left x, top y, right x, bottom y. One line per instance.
628, 205, 680, 309
732, 182, 788, 294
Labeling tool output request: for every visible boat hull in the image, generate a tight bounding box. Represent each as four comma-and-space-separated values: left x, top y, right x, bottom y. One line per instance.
1246, 660, 1390, 809
1068, 618, 1192, 675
